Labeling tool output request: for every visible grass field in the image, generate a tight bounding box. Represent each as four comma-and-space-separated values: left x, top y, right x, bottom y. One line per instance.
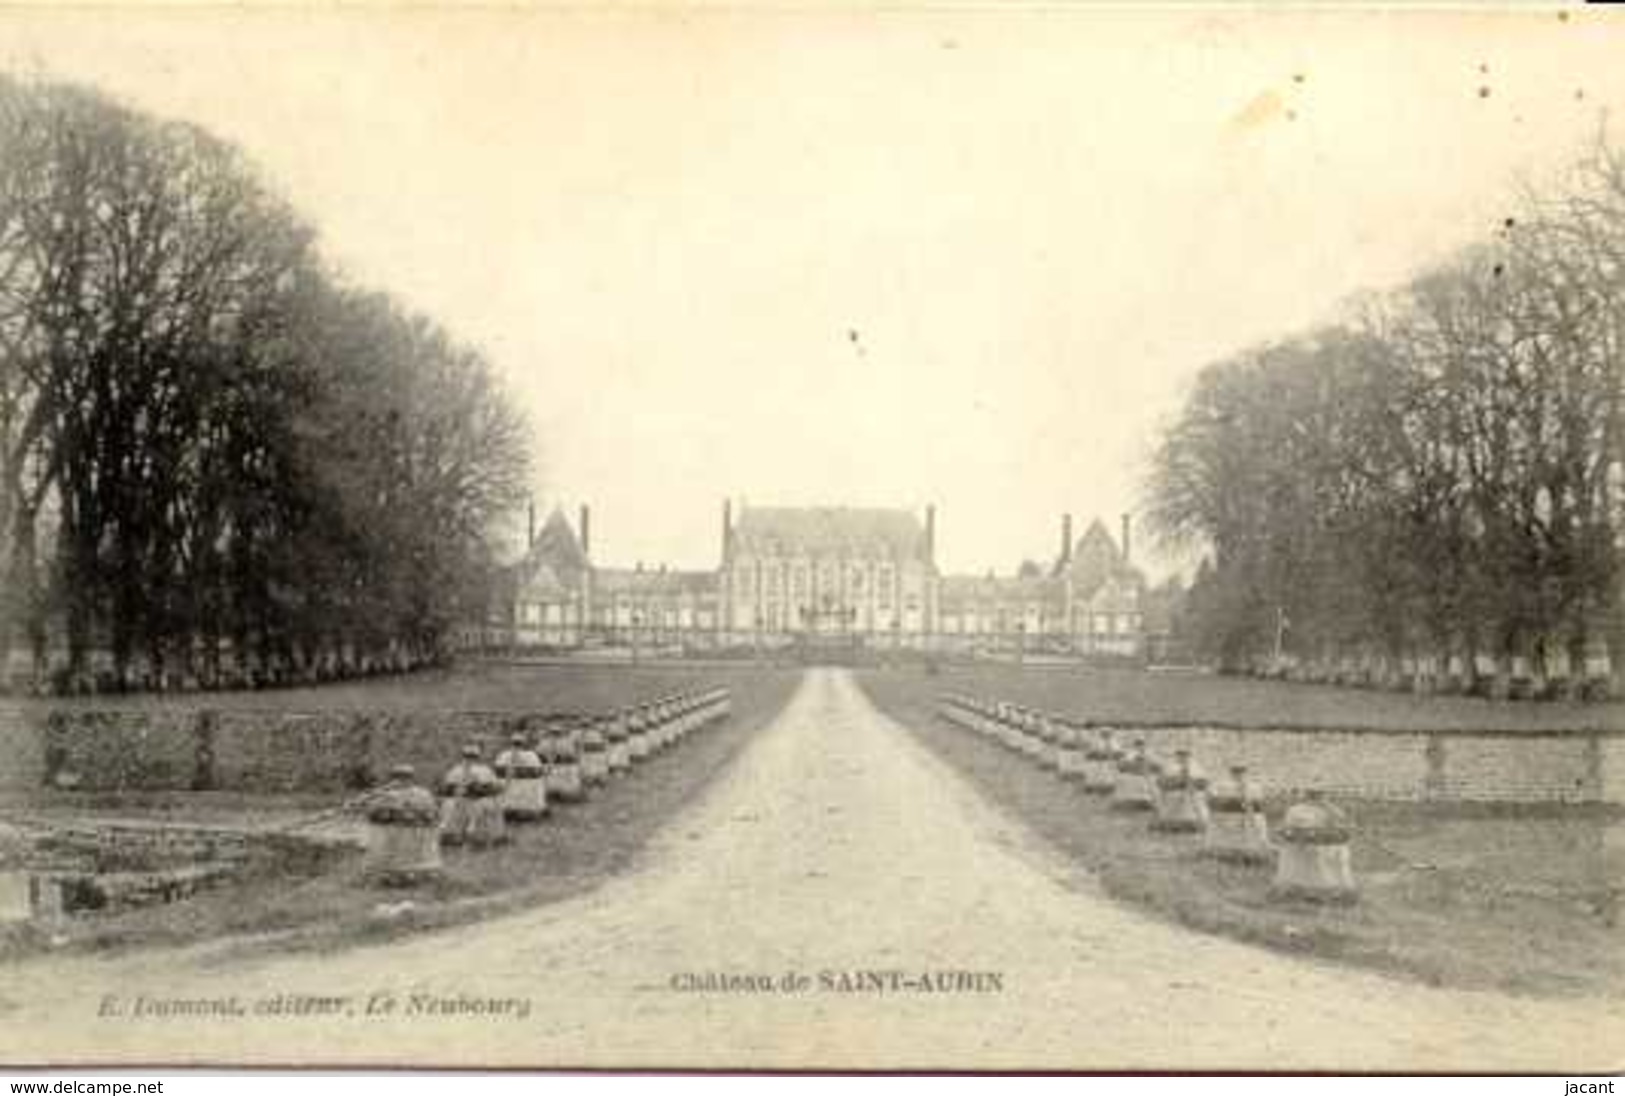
858, 667, 1625, 999
911, 661, 1624, 732
9, 658, 751, 714
1, 663, 800, 961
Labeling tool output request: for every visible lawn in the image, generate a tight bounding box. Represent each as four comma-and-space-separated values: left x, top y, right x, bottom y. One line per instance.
857, 666, 1625, 999
1, 663, 800, 961
10, 658, 751, 714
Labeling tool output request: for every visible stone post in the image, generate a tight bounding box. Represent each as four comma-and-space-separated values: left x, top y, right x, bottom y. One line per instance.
364, 764, 444, 885
1204, 764, 1273, 864
1271, 791, 1357, 904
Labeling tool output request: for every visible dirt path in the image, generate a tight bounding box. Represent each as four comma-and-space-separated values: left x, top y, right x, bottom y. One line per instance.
2, 669, 1620, 1070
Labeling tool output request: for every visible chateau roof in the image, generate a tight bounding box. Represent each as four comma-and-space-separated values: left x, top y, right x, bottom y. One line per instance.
595, 568, 718, 596
503, 508, 590, 603
1065, 518, 1145, 597
938, 572, 1062, 604
527, 508, 589, 573
731, 505, 930, 561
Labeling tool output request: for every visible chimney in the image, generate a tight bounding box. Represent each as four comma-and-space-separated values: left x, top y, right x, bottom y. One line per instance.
722, 498, 732, 559
1121, 513, 1132, 565
579, 504, 591, 557
925, 504, 936, 563
527, 498, 536, 549
1060, 513, 1073, 566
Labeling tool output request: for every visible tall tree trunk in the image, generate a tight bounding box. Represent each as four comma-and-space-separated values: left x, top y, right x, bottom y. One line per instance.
5, 501, 40, 686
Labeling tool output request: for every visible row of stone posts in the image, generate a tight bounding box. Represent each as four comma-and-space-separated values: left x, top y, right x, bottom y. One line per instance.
360, 687, 733, 885
937, 693, 1357, 903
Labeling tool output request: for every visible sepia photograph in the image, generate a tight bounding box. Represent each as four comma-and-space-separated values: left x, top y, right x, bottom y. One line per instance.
0, 1, 1621, 1075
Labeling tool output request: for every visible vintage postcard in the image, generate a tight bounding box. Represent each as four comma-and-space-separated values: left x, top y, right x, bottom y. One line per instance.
0, 2, 1621, 1073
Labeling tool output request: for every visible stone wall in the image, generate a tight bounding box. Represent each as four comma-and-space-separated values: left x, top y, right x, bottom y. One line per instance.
39, 709, 198, 791
10, 706, 554, 794
1105, 725, 1623, 805
0, 706, 44, 791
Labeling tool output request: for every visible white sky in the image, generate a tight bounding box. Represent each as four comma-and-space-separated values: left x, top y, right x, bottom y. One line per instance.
3, 6, 1622, 578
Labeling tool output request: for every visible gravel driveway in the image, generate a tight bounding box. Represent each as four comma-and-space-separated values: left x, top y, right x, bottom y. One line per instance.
2, 668, 1620, 1071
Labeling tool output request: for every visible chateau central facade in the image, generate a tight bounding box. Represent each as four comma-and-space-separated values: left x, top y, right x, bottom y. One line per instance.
723, 503, 938, 639
490, 501, 1146, 657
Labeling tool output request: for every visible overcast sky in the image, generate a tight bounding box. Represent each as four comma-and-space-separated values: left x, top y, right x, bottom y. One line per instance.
4, 6, 1623, 578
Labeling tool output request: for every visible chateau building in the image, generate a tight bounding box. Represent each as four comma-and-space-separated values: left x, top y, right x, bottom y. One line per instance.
489, 501, 1145, 657
721, 504, 938, 642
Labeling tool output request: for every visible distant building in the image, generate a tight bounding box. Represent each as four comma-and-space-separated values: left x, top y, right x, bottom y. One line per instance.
486, 501, 1145, 657
936, 515, 1145, 657
499, 505, 595, 647
721, 503, 938, 645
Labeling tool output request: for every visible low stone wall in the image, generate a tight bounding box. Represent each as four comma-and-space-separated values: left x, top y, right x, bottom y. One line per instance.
1606, 736, 1625, 808
13, 707, 548, 794
358, 711, 532, 790
0, 707, 44, 791
210, 710, 374, 793
4, 821, 354, 921
1092, 725, 1623, 805
40, 709, 199, 791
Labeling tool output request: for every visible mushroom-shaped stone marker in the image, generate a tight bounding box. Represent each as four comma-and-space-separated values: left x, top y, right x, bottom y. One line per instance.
364, 764, 444, 885
1205, 764, 1274, 865
1271, 790, 1357, 903
1151, 748, 1210, 834
1083, 728, 1121, 796
439, 744, 507, 847
1111, 737, 1160, 812
493, 732, 548, 823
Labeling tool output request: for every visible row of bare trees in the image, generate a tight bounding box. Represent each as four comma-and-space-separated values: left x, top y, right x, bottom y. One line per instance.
1150, 139, 1623, 697
0, 77, 531, 694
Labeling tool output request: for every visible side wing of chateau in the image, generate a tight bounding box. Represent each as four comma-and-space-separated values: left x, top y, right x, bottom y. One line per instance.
487, 502, 1146, 659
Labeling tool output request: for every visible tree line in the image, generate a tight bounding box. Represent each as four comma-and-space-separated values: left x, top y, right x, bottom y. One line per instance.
0, 77, 531, 694
1150, 137, 1623, 698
